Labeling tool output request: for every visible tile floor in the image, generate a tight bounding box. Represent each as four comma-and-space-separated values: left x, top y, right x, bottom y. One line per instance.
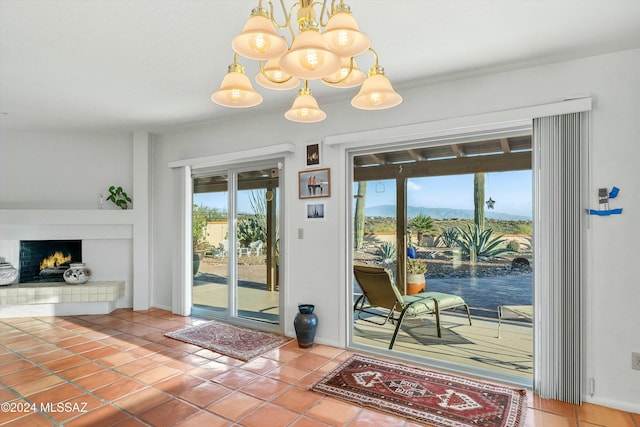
0, 308, 637, 427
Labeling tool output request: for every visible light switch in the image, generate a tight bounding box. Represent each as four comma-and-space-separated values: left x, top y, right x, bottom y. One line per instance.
297, 228, 304, 239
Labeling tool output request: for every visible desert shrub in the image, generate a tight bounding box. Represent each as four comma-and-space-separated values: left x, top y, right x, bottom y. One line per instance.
376, 242, 397, 264
453, 224, 516, 259
507, 240, 521, 253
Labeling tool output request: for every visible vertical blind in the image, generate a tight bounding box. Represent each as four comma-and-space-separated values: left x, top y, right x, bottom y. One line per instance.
533, 112, 587, 404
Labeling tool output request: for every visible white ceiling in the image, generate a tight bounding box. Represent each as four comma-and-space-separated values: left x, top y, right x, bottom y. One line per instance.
1, 0, 640, 132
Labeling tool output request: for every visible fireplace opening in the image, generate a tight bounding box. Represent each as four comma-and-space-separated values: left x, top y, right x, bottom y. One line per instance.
19, 240, 82, 283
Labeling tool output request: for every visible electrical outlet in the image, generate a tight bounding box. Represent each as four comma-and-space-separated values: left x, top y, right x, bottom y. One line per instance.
632, 352, 640, 371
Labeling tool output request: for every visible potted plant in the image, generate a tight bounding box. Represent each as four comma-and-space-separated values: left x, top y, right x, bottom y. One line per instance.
106, 186, 132, 209
406, 258, 427, 295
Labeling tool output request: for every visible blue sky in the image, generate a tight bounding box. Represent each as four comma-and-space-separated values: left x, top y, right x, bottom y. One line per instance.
357, 170, 533, 218
195, 170, 533, 217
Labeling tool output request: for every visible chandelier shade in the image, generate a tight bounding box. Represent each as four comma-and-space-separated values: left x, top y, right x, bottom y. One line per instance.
211, 61, 263, 108
212, 0, 401, 122
322, 8, 370, 57
351, 70, 402, 110
279, 28, 341, 79
285, 82, 326, 123
232, 9, 289, 61
322, 57, 366, 88
255, 59, 301, 90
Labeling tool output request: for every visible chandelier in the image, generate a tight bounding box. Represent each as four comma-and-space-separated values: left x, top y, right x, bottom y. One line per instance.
211, 0, 402, 123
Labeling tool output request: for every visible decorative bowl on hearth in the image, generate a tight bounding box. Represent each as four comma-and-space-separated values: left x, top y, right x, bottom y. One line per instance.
63, 263, 91, 284
0, 258, 18, 286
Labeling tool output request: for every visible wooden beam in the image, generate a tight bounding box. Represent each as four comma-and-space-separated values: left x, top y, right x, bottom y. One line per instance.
354, 151, 531, 181
450, 144, 465, 158
500, 138, 511, 154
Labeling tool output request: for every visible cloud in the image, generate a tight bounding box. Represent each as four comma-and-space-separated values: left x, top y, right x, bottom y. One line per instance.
407, 181, 421, 191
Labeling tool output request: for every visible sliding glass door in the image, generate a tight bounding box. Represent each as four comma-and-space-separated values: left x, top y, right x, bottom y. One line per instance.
192, 162, 281, 330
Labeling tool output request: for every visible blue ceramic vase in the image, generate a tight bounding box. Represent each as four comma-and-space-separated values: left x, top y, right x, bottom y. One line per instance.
294, 304, 318, 348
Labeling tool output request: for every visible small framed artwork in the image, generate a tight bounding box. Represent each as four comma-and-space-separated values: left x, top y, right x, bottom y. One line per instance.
306, 202, 326, 221
299, 168, 330, 199
306, 142, 321, 167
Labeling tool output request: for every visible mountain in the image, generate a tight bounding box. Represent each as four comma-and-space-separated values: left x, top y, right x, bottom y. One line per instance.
364, 205, 532, 221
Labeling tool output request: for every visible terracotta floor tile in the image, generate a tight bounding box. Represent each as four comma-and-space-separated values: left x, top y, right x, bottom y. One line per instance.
41, 354, 87, 372
74, 369, 124, 391
1, 366, 49, 386
1, 413, 53, 427
29, 348, 73, 364
187, 360, 233, 379
45, 394, 104, 423
113, 357, 161, 376
0, 359, 35, 375
524, 407, 577, 427
348, 408, 405, 427
1, 309, 635, 427
267, 365, 311, 384
56, 336, 90, 348
58, 362, 104, 380
173, 410, 230, 427
113, 417, 150, 427
93, 378, 147, 401
81, 345, 121, 360
308, 345, 346, 359
241, 356, 281, 375
153, 373, 203, 395
240, 402, 298, 427
287, 353, 332, 372
0, 387, 18, 403
133, 365, 181, 385
67, 341, 105, 354
207, 391, 262, 421
65, 404, 129, 427
114, 387, 172, 414
241, 375, 289, 400
179, 381, 232, 407
138, 398, 199, 427
97, 351, 138, 367
271, 387, 323, 413
213, 367, 261, 389
28, 382, 85, 406
305, 397, 361, 426
289, 416, 331, 427
13, 374, 65, 396
577, 402, 636, 427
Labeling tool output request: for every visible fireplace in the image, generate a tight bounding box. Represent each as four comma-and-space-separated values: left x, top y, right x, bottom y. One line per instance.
19, 240, 82, 283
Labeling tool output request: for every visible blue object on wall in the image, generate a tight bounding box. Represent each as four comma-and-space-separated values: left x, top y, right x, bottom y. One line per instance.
588, 208, 623, 216
609, 186, 620, 199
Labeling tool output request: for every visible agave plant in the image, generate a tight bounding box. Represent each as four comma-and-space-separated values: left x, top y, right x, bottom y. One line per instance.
440, 228, 460, 248
376, 242, 397, 264
453, 224, 515, 259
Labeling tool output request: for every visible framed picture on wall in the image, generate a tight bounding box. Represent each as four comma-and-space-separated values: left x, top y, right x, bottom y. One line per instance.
298, 168, 330, 199
305, 143, 321, 167
305, 202, 326, 221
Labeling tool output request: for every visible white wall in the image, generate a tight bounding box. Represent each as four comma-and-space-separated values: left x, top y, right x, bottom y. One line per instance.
151, 49, 640, 412
0, 130, 133, 209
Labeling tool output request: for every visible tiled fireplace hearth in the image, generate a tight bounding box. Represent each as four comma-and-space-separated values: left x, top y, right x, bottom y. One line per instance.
0, 281, 125, 317
0, 209, 135, 317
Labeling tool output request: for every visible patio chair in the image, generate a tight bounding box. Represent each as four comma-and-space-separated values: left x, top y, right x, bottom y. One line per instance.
353, 264, 472, 350
249, 240, 263, 256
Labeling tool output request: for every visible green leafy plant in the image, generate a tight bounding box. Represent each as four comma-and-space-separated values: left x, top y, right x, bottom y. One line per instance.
376, 242, 396, 264
453, 224, 516, 259
406, 258, 427, 274
237, 216, 266, 247
409, 214, 436, 246
192, 204, 209, 251
107, 186, 132, 209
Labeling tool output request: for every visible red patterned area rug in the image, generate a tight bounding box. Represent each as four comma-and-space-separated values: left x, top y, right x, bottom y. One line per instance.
165, 320, 291, 361
311, 354, 526, 427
